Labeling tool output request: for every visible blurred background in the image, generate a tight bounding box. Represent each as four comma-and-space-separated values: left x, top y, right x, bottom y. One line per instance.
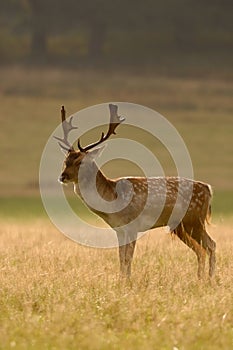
0, 0, 232, 218
0, 0, 232, 68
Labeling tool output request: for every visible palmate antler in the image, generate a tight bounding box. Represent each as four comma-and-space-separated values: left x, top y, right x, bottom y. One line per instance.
55, 104, 125, 152
54, 106, 78, 151
77, 104, 125, 152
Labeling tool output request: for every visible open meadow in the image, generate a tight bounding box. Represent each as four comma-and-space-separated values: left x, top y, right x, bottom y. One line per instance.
0, 66, 233, 349
0, 215, 233, 350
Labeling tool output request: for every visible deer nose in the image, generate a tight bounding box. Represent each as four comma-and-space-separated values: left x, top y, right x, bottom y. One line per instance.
59, 174, 66, 183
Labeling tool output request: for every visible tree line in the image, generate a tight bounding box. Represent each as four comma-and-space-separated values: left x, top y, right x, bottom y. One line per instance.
0, 0, 232, 65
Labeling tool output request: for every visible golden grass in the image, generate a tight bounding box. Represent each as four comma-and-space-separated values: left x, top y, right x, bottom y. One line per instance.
0, 217, 233, 349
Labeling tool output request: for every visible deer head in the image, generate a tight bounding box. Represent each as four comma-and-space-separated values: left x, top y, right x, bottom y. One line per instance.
55, 104, 125, 184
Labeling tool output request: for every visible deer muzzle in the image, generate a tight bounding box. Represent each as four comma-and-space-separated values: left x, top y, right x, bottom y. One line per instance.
59, 173, 68, 184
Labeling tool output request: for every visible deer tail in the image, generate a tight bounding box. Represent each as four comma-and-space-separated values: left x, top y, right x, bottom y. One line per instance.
205, 184, 213, 225
206, 203, 212, 225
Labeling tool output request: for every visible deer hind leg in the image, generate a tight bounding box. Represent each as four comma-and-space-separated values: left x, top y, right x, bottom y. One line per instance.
173, 224, 206, 279
196, 229, 216, 278
184, 225, 216, 278
207, 236, 216, 278
117, 233, 137, 279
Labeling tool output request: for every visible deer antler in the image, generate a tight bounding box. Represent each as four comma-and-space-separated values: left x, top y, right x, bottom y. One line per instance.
78, 104, 125, 152
54, 106, 78, 151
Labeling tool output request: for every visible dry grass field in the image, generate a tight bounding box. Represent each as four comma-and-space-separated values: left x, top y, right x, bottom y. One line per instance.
0, 217, 233, 350
0, 66, 232, 349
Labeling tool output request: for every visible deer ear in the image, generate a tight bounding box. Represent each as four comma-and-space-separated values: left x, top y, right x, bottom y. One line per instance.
86, 144, 106, 159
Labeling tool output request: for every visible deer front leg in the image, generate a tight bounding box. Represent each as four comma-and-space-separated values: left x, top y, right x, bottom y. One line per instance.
118, 240, 137, 278
117, 232, 137, 278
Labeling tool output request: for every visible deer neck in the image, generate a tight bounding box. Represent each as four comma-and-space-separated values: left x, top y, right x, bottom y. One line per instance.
74, 160, 116, 204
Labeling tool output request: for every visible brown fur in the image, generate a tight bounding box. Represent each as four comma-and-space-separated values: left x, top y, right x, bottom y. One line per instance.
57, 105, 216, 279
60, 149, 216, 279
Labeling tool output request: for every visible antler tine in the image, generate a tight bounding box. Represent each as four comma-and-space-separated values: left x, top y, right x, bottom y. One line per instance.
77, 138, 85, 152
54, 106, 78, 151
106, 103, 125, 137
77, 104, 125, 152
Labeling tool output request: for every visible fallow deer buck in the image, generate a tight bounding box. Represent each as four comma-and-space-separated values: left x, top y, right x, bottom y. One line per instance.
55, 104, 216, 279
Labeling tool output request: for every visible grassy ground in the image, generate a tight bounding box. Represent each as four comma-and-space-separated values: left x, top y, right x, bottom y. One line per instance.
0, 217, 233, 350
0, 66, 232, 349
